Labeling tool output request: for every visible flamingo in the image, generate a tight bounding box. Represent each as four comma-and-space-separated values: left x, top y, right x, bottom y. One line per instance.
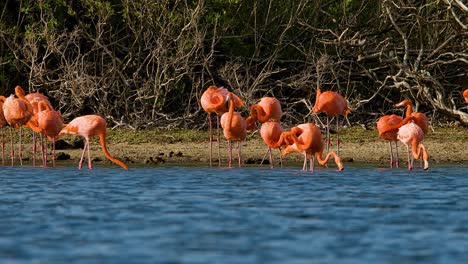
312, 88, 351, 154
2, 86, 34, 166
377, 114, 403, 168
395, 99, 429, 135
28, 101, 64, 167
25, 92, 54, 166
247, 97, 282, 123
397, 122, 429, 170
259, 121, 285, 168
220, 92, 247, 168
59, 115, 128, 170
0, 96, 7, 164
276, 123, 344, 172
200, 85, 243, 167
463, 89, 468, 103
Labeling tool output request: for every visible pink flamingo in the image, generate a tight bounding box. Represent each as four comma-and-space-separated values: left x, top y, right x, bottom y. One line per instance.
247, 97, 282, 123
28, 101, 64, 167
220, 92, 247, 168
397, 122, 429, 170
277, 123, 344, 172
395, 99, 429, 135
0, 96, 7, 164
313, 88, 351, 154
377, 114, 402, 168
259, 121, 285, 168
2, 86, 33, 166
200, 85, 243, 167
25, 92, 54, 166
59, 115, 128, 170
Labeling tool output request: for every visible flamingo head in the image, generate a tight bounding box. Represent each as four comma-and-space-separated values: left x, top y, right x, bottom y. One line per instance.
395, 99, 410, 107
336, 157, 344, 171
423, 160, 429, 170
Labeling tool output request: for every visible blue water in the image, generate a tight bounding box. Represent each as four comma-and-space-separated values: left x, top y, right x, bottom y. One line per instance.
1, 165, 468, 263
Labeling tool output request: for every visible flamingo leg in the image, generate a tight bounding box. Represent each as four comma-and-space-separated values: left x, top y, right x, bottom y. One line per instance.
406, 145, 412, 170
388, 141, 394, 168
302, 151, 307, 171
18, 127, 23, 166
216, 115, 221, 167
310, 156, 315, 172
44, 139, 48, 167
394, 141, 399, 168
336, 116, 340, 155
228, 140, 233, 168
208, 113, 213, 167
78, 140, 87, 170
1, 127, 4, 165
260, 147, 270, 166
40, 133, 46, 167
32, 131, 36, 167
237, 141, 242, 168
9, 126, 14, 166
87, 139, 93, 170
326, 116, 330, 153
52, 139, 56, 167
268, 147, 273, 168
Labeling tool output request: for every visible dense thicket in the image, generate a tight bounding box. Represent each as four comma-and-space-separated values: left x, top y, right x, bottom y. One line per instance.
0, 0, 466, 128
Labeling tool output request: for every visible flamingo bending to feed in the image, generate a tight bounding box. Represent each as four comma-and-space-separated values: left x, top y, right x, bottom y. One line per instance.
200, 85, 243, 167
220, 92, 247, 168
28, 101, 64, 167
3, 86, 33, 166
313, 88, 351, 154
59, 115, 128, 170
276, 123, 344, 172
397, 122, 429, 170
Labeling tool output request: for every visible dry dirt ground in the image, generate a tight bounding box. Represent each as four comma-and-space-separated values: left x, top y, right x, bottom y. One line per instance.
41, 126, 467, 169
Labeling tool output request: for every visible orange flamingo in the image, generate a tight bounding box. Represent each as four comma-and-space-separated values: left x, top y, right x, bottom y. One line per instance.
3, 86, 33, 166
397, 122, 429, 170
0, 96, 7, 164
220, 92, 247, 168
247, 97, 282, 124
463, 89, 468, 103
59, 115, 128, 170
259, 121, 285, 168
276, 123, 344, 172
28, 101, 64, 167
395, 99, 429, 135
313, 88, 351, 154
200, 85, 243, 167
25, 92, 54, 166
377, 114, 402, 168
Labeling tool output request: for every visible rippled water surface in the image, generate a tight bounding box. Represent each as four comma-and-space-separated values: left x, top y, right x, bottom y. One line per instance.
1, 165, 468, 263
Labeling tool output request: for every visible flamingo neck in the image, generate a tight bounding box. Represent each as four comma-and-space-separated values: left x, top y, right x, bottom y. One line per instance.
313, 88, 322, 113
405, 102, 413, 117
250, 104, 267, 123
227, 95, 235, 128
380, 115, 416, 135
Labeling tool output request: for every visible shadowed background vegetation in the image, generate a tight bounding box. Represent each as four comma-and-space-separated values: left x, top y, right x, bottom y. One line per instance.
0, 0, 466, 129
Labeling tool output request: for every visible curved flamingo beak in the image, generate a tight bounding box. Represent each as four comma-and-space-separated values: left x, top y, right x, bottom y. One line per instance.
423, 160, 429, 170
337, 161, 344, 171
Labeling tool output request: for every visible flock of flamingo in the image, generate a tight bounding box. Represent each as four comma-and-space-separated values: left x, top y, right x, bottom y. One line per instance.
0, 86, 128, 170
1, 85, 466, 172
201, 86, 468, 172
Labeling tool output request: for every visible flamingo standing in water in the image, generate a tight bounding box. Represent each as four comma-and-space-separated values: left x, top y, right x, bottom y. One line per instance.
28, 101, 64, 167
275, 123, 344, 172
397, 122, 429, 170
313, 88, 351, 154
200, 85, 243, 167
25, 92, 54, 166
377, 114, 403, 168
2, 86, 33, 166
0, 96, 7, 164
220, 92, 247, 168
246, 96, 283, 167
59, 115, 128, 170
463, 89, 468, 103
